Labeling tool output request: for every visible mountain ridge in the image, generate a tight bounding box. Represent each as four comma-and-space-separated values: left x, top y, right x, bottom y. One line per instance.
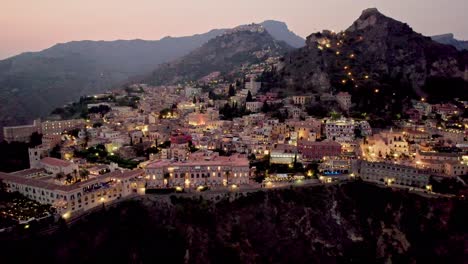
144, 24, 293, 85
279, 8, 468, 118
431, 33, 468, 51
0, 20, 303, 133
0, 28, 226, 131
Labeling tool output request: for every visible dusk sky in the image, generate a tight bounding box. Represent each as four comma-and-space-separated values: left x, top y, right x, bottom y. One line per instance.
1, 0, 467, 59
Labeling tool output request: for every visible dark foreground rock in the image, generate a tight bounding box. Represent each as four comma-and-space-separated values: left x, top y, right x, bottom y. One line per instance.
1, 182, 467, 263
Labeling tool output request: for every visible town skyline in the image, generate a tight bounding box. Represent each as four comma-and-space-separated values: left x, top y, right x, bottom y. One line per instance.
1, 0, 468, 59
0, 4, 467, 261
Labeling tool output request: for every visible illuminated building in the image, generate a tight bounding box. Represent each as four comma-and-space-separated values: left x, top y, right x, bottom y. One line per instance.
358, 161, 430, 188
336, 92, 352, 112
298, 141, 342, 161
0, 169, 144, 217
3, 119, 41, 143
145, 152, 249, 188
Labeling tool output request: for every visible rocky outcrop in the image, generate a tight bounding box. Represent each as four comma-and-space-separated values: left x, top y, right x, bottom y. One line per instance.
144, 24, 292, 85
280, 8, 468, 115
2, 182, 467, 263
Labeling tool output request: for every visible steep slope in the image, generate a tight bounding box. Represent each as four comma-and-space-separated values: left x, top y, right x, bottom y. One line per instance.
261, 20, 305, 48
280, 8, 468, 115
145, 24, 293, 85
2, 182, 466, 263
432, 33, 468, 51
0, 29, 224, 129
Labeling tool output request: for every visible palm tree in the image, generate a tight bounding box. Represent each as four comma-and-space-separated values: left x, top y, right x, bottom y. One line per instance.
163, 172, 170, 187
225, 170, 231, 186
56, 172, 65, 181
80, 169, 90, 180
202, 173, 208, 186
65, 174, 73, 183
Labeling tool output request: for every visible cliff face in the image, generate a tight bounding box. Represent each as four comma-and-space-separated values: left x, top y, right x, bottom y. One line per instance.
280, 8, 468, 112
2, 182, 467, 263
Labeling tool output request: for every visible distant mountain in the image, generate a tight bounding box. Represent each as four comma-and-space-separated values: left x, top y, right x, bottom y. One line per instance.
279, 8, 468, 117
144, 24, 293, 85
260, 20, 305, 48
431, 33, 468, 51
0, 20, 302, 132
0, 29, 225, 129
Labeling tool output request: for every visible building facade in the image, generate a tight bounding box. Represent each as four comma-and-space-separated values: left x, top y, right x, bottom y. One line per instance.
145, 152, 249, 188
359, 161, 430, 188
0, 170, 144, 218
298, 141, 342, 161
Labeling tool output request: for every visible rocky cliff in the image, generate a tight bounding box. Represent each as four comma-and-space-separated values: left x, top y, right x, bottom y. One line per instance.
279, 8, 468, 115
2, 182, 466, 263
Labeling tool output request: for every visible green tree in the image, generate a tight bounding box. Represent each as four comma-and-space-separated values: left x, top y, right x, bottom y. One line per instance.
50, 145, 61, 159
330, 110, 341, 120
0, 179, 8, 201
29, 132, 42, 147
246, 90, 253, 102
79, 169, 90, 180
93, 122, 103, 128
261, 102, 270, 113
228, 85, 236, 97
56, 172, 65, 181
188, 141, 198, 153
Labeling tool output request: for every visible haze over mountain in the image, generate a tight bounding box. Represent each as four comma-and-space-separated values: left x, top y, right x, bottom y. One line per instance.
144, 24, 293, 85
260, 20, 305, 48
279, 8, 468, 118
0, 20, 302, 132
0, 29, 223, 128
431, 33, 468, 51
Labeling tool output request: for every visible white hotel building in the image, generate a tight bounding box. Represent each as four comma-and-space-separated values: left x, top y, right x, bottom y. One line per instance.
358, 161, 430, 188
0, 169, 144, 218
145, 152, 250, 188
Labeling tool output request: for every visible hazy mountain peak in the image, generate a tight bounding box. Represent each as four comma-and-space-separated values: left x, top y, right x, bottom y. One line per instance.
361, 7, 382, 17
261, 20, 287, 26
281, 7, 468, 118
431, 33, 468, 51
432, 33, 454, 39
347, 8, 412, 33
225, 23, 266, 35
0, 29, 227, 129
144, 23, 292, 85
260, 20, 305, 48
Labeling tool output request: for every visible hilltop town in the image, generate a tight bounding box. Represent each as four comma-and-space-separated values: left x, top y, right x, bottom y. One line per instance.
0, 53, 467, 226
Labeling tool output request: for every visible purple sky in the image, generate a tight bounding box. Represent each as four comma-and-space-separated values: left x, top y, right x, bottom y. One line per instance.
1, 0, 467, 59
